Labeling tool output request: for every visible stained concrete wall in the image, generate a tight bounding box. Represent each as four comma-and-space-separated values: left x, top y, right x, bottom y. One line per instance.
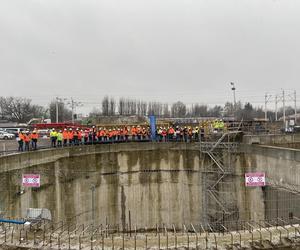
0, 143, 205, 229
1, 142, 299, 229
241, 144, 300, 222
243, 133, 300, 145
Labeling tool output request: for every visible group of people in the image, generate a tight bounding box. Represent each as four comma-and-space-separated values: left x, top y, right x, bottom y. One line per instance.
17, 130, 39, 151
49, 126, 151, 147
16, 120, 228, 151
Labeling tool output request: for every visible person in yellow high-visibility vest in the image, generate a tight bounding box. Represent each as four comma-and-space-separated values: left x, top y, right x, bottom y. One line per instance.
50, 128, 58, 147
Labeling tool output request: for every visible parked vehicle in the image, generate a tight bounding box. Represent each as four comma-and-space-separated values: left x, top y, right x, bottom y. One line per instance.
4, 128, 25, 137
0, 131, 15, 139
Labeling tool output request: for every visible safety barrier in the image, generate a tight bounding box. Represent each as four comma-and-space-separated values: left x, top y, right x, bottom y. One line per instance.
1, 217, 300, 249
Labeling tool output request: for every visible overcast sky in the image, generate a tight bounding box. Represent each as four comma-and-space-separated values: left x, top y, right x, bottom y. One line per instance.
1, 0, 300, 113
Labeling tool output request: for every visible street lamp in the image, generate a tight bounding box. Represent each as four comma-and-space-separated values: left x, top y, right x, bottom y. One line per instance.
230, 82, 236, 107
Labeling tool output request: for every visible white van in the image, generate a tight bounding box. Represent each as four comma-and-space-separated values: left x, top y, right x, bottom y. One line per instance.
4, 128, 25, 137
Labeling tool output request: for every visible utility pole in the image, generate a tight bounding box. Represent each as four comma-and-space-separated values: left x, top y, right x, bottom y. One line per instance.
294, 90, 297, 125
68, 97, 82, 124
71, 98, 75, 124
56, 97, 59, 123
283, 89, 286, 129
275, 95, 278, 121
264, 93, 272, 121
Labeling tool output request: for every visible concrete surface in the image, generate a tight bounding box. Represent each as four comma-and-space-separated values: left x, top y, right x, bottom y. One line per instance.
1, 141, 300, 234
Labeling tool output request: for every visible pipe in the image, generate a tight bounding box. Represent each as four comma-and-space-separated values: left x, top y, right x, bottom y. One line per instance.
0, 218, 27, 225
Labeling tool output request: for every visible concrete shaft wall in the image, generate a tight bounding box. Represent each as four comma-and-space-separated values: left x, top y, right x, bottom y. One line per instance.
0, 143, 206, 229
1, 142, 299, 229
241, 144, 300, 222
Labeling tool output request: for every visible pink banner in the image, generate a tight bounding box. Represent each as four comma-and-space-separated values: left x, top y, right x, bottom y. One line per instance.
245, 172, 265, 187
22, 174, 40, 187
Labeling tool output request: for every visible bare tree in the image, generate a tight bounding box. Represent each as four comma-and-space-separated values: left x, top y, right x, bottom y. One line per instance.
0, 97, 46, 123
102, 96, 109, 116
148, 102, 163, 117
49, 101, 72, 122
118, 98, 125, 115
163, 103, 170, 118
171, 101, 186, 117
109, 97, 116, 116
190, 104, 208, 117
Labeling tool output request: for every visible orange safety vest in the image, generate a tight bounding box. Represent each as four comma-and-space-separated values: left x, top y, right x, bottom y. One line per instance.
30, 133, 38, 139
19, 133, 24, 141
68, 131, 74, 140
168, 128, 175, 134
23, 134, 30, 142
63, 131, 69, 140
131, 127, 137, 135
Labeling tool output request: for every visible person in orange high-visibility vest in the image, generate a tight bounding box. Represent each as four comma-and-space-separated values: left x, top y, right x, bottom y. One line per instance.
17, 131, 24, 152
108, 129, 114, 141
68, 128, 74, 146
123, 127, 129, 142
23, 131, 31, 151
73, 129, 79, 145
98, 128, 105, 142
136, 126, 142, 140
30, 130, 39, 150
83, 129, 89, 144
168, 127, 175, 141
78, 129, 82, 144
161, 128, 167, 142
62, 128, 68, 147
131, 126, 137, 141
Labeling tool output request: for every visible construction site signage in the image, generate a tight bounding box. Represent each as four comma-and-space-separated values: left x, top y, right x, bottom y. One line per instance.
22, 174, 40, 187
245, 172, 265, 187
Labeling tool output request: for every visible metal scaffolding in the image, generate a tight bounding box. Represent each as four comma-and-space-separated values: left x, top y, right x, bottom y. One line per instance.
200, 131, 241, 227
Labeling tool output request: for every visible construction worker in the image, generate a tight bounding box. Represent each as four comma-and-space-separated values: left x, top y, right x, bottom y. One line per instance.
194, 126, 199, 142
88, 129, 93, 143
79, 129, 84, 144
50, 128, 58, 147
136, 126, 142, 140
62, 128, 68, 146
123, 127, 129, 142
24, 131, 30, 151
161, 127, 167, 142
188, 127, 193, 142
92, 126, 97, 143
183, 127, 188, 142
131, 126, 137, 141
142, 127, 147, 140
30, 130, 38, 150
108, 129, 113, 141
68, 128, 74, 146
73, 129, 79, 145
175, 126, 180, 141
168, 126, 175, 141
57, 130, 63, 147
84, 129, 89, 143
78, 129, 82, 144
17, 131, 24, 152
